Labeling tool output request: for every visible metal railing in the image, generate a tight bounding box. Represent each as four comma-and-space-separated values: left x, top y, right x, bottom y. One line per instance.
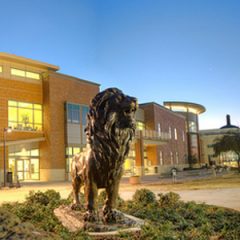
135, 129, 170, 141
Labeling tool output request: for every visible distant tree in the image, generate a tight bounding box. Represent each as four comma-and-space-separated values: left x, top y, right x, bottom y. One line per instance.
213, 130, 240, 172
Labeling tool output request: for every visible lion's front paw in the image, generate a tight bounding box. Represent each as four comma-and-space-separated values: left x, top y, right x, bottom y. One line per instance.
102, 205, 117, 223
84, 210, 97, 222
71, 203, 83, 211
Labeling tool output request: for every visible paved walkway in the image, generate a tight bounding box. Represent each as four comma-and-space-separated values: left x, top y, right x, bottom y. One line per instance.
0, 174, 240, 211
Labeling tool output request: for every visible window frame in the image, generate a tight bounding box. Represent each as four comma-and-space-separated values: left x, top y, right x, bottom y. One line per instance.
8, 100, 43, 132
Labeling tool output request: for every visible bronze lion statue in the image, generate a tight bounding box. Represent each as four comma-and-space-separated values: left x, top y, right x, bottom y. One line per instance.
71, 88, 137, 223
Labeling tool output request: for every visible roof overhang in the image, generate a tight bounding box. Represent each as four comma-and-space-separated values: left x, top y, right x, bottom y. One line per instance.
164, 101, 206, 114
0, 52, 59, 71
0, 137, 45, 147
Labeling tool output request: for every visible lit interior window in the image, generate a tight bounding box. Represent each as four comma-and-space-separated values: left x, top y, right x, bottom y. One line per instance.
66, 147, 81, 173
137, 121, 145, 130
26, 71, 40, 80
11, 68, 25, 77
8, 100, 43, 131
174, 128, 178, 140
8, 148, 40, 181
0, 66, 2, 72
11, 68, 40, 80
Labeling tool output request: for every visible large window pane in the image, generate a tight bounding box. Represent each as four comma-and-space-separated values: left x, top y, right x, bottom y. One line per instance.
82, 106, 89, 125
8, 100, 17, 106
67, 103, 80, 123
18, 108, 33, 125
34, 110, 42, 124
19, 102, 33, 108
11, 68, 25, 77
34, 104, 42, 110
8, 100, 43, 131
11, 68, 40, 81
26, 71, 40, 80
189, 121, 197, 132
9, 107, 17, 122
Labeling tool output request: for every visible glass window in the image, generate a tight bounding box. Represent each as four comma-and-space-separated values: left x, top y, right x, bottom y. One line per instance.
11, 68, 40, 80
11, 68, 25, 77
190, 134, 199, 160
157, 123, 161, 136
159, 151, 163, 165
169, 126, 172, 139
34, 110, 42, 124
0, 66, 2, 72
31, 159, 40, 180
136, 121, 145, 130
8, 100, 17, 106
66, 146, 81, 173
182, 130, 185, 142
174, 128, 178, 140
8, 100, 43, 131
67, 103, 80, 123
8, 149, 40, 181
26, 71, 40, 80
8, 107, 17, 122
189, 121, 197, 132
82, 106, 89, 125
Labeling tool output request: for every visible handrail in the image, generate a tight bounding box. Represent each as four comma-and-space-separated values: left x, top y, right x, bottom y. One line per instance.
135, 129, 170, 141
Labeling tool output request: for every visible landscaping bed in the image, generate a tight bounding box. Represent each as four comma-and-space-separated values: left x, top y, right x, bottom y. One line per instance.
0, 189, 239, 239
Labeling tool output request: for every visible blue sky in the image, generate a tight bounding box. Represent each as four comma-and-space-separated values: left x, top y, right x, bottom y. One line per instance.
1, 0, 240, 129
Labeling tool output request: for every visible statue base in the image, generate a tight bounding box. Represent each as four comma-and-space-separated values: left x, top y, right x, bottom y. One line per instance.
54, 205, 144, 237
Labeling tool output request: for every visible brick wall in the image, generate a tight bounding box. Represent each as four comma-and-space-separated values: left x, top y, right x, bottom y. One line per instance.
140, 103, 188, 167
41, 72, 99, 170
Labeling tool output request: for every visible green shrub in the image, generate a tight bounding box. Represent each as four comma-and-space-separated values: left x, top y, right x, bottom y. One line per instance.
0, 208, 56, 239
26, 189, 61, 207
158, 192, 181, 208
1, 189, 240, 239
132, 188, 156, 206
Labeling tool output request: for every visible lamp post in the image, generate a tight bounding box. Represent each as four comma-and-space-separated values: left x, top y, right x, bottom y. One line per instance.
3, 127, 12, 187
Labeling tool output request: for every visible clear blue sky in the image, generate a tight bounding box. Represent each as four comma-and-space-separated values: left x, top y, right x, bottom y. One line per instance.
1, 0, 240, 129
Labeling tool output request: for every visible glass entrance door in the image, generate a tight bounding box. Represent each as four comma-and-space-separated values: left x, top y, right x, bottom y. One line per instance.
16, 159, 31, 181
16, 159, 24, 181
8, 147, 40, 181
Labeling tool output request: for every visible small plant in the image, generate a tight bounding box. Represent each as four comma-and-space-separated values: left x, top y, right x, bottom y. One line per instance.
158, 192, 181, 208
132, 188, 157, 206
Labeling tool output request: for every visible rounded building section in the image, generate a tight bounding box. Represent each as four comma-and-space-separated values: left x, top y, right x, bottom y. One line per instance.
164, 101, 206, 166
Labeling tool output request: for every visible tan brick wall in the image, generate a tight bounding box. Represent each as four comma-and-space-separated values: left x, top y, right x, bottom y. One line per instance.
0, 77, 43, 169
41, 72, 99, 171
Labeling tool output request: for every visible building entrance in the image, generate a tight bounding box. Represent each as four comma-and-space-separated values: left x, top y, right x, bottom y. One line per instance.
8, 146, 40, 181
9, 157, 39, 181
16, 158, 30, 180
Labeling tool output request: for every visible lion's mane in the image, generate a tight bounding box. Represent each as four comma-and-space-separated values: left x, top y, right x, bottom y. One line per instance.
85, 88, 137, 176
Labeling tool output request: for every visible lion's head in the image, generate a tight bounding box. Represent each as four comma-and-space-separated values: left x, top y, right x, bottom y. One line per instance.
86, 88, 138, 148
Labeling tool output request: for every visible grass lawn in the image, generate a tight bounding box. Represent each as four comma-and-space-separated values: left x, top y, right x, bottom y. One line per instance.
143, 172, 240, 191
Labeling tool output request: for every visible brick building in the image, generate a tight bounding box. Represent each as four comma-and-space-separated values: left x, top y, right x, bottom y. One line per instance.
0, 53, 99, 182
0, 53, 205, 183
126, 102, 188, 176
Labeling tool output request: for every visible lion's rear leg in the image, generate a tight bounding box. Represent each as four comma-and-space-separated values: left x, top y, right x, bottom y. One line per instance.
71, 176, 83, 210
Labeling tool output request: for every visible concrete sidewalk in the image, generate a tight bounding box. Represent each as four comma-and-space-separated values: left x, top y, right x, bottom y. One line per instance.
0, 174, 239, 211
